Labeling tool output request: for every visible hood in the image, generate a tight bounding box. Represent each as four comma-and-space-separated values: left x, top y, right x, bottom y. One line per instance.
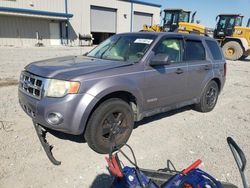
25, 56, 133, 80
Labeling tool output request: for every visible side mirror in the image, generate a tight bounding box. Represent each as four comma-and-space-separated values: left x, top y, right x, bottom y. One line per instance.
150, 53, 170, 66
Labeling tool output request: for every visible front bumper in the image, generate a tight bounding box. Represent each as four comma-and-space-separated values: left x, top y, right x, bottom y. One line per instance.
18, 89, 98, 135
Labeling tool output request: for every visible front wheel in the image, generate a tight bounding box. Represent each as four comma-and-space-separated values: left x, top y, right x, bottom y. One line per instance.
195, 81, 219, 113
85, 98, 134, 154
222, 41, 243, 61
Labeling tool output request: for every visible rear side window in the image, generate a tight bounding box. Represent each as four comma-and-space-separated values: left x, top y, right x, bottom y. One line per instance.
205, 40, 223, 60
185, 40, 206, 61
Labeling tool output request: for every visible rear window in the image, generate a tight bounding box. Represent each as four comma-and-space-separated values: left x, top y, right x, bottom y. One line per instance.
205, 40, 223, 60
185, 40, 206, 61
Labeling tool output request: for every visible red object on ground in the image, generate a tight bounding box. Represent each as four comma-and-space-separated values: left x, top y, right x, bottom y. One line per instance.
182, 159, 202, 174
105, 155, 123, 178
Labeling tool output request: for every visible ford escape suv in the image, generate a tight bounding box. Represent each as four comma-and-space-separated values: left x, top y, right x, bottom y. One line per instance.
18, 32, 226, 163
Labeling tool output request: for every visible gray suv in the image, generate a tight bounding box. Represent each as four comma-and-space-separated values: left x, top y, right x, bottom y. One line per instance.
18, 32, 226, 162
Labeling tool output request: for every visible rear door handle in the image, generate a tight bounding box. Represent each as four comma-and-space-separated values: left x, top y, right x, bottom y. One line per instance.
175, 68, 184, 74
204, 65, 212, 70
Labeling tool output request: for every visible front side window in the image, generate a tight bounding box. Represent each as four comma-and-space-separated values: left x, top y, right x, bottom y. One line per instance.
179, 12, 189, 22
185, 40, 206, 61
235, 17, 242, 26
87, 34, 156, 62
154, 39, 182, 63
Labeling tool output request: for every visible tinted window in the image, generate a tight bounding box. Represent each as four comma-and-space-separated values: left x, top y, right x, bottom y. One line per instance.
235, 17, 242, 26
154, 39, 182, 63
185, 40, 205, 61
205, 40, 223, 60
179, 12, 189, 22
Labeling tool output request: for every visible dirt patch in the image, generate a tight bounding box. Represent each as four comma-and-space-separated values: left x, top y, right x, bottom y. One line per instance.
0, 78, 18, 88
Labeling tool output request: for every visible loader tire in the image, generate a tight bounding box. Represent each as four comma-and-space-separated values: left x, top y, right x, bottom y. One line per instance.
222, 41, 243, 61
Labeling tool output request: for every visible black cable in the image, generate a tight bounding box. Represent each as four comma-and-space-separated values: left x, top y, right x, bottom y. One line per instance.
118, 144, 148, 188
108, 134, 147, 187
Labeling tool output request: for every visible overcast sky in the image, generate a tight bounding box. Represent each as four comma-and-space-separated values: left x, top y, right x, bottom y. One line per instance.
143, 0, 250, 28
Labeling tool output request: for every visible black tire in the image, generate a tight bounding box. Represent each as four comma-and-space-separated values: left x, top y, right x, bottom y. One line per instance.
85, 98, 134, 154
195, 81, 219, 113
222, 41, 243, 61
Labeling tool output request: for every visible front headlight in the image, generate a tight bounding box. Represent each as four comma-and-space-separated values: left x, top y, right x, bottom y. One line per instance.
46, 79, 80, 98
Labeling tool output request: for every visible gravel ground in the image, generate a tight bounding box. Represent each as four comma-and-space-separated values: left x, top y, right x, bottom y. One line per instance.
0, 47, 249, 188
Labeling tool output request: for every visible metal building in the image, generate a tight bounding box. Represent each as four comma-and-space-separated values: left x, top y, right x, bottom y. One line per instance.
0, 0, 161, 46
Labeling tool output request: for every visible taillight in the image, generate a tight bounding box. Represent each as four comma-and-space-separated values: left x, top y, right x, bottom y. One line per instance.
224, 63, 227, 77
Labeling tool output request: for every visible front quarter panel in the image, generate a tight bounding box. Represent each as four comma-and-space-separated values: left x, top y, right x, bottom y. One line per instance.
82, 73, 145, 110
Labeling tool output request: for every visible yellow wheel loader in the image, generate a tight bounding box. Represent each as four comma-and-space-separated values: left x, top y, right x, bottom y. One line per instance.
214, 14, 250, 60
142, 9, 206, 35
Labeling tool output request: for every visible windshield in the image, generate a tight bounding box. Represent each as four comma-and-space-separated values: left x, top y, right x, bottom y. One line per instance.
164, 11, 189, 26
87, 34, 156, 62
218, 16, 242, 29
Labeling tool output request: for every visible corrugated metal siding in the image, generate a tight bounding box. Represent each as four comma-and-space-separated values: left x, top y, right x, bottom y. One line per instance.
0, 15, 50, 46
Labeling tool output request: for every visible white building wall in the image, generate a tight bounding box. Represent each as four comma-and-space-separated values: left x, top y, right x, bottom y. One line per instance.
67, 0, 160, 45
0, 0, 67, 46
0, 0, 65, 13
133, 3, 160, 31
0, 0, 161, 46
67, 0, 133, 45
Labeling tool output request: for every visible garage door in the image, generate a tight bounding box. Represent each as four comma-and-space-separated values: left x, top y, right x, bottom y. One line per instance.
91, 6, 117, 33
49, 22, 61, 45
0, 15, 50, 46
133, 12, 153, 32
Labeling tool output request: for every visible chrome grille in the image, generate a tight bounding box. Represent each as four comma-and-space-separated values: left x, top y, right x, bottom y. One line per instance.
19, 71, 44, 100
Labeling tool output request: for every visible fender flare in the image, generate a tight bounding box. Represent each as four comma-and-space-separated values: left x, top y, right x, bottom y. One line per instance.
78, 78, 144, 134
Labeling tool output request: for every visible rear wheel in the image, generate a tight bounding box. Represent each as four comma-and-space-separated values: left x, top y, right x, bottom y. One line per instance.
222, 41, 243, 61
85, 98, 134, 154
195, 81, 219, 113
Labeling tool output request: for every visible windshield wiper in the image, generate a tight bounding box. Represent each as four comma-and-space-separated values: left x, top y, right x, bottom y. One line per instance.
100, 37, 121, 59
83, 52, 89, 56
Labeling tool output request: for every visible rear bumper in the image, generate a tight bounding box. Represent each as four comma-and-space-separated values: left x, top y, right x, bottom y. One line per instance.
18, 89, 98, 135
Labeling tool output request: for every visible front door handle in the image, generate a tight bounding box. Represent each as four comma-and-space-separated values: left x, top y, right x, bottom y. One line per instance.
175, 68, 184, 74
